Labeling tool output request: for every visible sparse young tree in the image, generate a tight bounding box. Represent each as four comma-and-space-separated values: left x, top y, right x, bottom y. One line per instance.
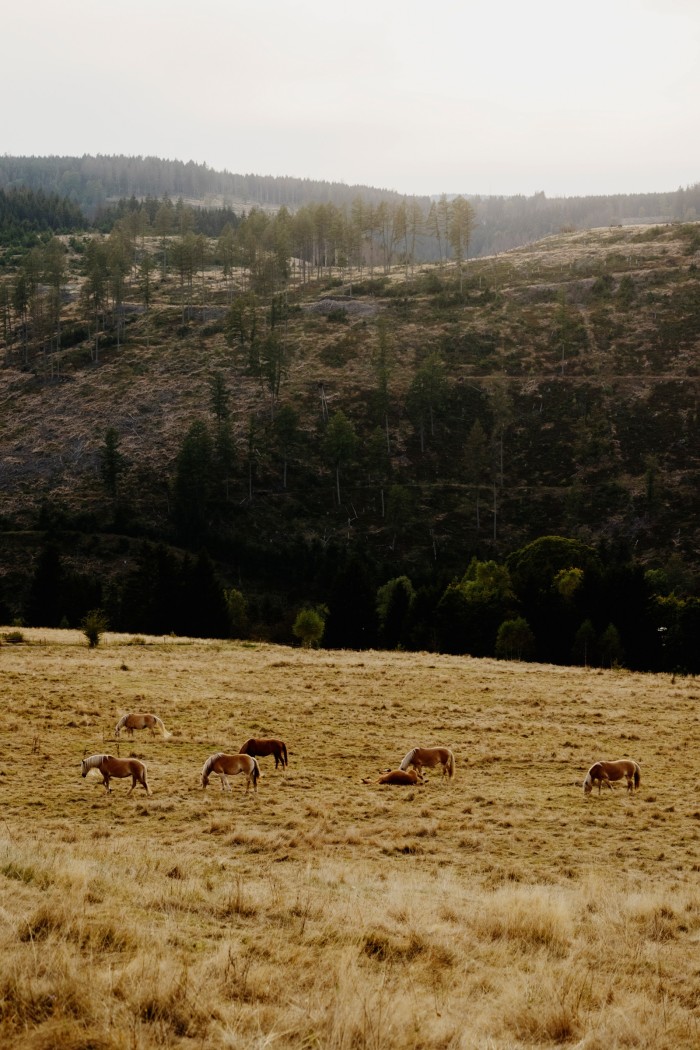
449, 195, 475, 293
273, 403, 301, 489
293, 606, 327, 648
323, 410, 357, 506
495, 616, 535, 661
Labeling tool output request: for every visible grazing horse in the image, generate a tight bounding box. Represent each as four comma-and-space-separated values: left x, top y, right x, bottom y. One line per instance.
201, 753, 261, 793
363, 768, 424, 786
81, 753, 151, 795
400, 746, 455, 779
115, 712, 172, 739
583, 759, 641, 795
239, 737, 288, 769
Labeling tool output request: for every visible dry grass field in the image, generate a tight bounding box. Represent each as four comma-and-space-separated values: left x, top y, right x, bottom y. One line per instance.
1, 630, 699, 1049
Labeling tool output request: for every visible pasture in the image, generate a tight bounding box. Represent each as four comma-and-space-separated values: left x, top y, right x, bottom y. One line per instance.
0, 630, 699, 1049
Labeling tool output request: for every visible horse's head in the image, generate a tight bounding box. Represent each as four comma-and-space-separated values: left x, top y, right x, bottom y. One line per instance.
582, 772, 592, 794
80, 759, 88, 777
201, 771, 209, 789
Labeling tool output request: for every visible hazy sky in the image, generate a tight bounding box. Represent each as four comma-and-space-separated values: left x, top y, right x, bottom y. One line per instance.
5, 0, 699, 198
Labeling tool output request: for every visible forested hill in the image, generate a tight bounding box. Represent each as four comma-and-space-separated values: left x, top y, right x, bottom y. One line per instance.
0, 199, 699, 670
1, 154, 699, 257
0, 154, 420, 213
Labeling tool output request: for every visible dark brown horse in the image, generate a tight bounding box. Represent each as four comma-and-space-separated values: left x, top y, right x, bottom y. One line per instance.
81, 753, 151, 795
583, 759, 641, 795
239, 737, 288, 769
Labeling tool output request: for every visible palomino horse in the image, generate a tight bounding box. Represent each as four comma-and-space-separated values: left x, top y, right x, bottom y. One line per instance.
81, 753, 151, 795
583, 759, 641, 795
201, 753, 261, 793
400, 746, 455, 779
363, 768, 424, 786
239, 737, 288, 769
115, 712, 171, 739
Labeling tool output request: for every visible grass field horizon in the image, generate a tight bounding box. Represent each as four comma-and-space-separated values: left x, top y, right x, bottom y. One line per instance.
1, 629, 698, 1048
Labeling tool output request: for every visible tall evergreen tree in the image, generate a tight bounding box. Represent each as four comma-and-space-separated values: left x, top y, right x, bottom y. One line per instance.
173, 421, 215, 543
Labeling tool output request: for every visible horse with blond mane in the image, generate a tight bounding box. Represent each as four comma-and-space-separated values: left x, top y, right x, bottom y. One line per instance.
115, 713, 171, 739
239, 737, 288, 769
201, 753, 260, 793
81, 753, 151, 795
363, 768, 424, 786
583, 759, 641, 795
400, 746, 455, 779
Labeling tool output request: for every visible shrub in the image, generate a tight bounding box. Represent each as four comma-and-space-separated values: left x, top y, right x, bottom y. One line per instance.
495, 617, 536, 661
292, 606, 327, 649
2, 630, 25, 644
81, 609, 109, 649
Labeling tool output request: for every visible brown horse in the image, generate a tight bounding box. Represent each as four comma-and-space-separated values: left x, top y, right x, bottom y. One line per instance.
81, 753, 151, 795
239, 737, 288, 769
115, 712, 171, 739
583, 759, 641, 795
400, 746, 455, 779
201, 753, 261, 793
363, 768, 424, 786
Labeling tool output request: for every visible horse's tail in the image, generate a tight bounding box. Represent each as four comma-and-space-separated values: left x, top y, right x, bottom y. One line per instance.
447, 750, 455, 779
399, 749, 415, 772
634, 763, 641, 790
154, 716, 172, 739
282, 741, 288, 767
252, 758, 261, 786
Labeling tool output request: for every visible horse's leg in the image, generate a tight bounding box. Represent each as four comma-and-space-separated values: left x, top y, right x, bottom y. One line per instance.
102, 773, 111, 793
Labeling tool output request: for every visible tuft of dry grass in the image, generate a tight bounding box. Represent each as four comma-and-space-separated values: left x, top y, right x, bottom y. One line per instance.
1, 631, 699, 1047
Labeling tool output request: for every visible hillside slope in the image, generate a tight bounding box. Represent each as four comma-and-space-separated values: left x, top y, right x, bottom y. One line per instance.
0, 220, 698, 643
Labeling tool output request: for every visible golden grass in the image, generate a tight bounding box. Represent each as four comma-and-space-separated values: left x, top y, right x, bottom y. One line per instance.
1, 630, 699, 1047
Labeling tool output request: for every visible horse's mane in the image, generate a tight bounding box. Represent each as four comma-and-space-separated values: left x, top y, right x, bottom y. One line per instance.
202, 753, 223, 777
399, 748, 416, 771
83, 753, 108, 770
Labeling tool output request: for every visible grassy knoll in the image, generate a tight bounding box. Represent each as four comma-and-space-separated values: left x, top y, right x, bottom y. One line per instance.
0, 630, 699, 1048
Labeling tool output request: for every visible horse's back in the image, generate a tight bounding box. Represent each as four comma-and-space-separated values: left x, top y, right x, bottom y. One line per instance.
377, 769, 421, 785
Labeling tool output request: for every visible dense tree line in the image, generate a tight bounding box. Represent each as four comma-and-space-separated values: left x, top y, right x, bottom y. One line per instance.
11, 531, 698, 674
0, 155, 426, 216
2, 154, 698, 259
0, 187, 86, 249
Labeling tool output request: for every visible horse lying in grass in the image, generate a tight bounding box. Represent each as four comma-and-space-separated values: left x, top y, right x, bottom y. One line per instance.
400, 746, 455, 779
201, 753, 261, 793
239, 737, 288, 769
583, 759, 641, 795
81, 753, 151, 795
115, 712, 172, 739
362, 769, 424, 786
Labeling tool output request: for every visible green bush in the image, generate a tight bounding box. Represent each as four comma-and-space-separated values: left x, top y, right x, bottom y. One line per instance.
82, 609, 109, 649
